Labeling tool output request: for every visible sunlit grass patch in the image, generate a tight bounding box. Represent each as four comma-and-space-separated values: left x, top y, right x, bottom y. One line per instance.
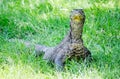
0, 62, 104, 79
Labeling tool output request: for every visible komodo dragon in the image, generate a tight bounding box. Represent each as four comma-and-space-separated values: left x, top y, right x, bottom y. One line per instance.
26, 9, 92, 70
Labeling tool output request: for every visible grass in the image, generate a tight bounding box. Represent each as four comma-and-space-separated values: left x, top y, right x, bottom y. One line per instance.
0, 0, 120, 79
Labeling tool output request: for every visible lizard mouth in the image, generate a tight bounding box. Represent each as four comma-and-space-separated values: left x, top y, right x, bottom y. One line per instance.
72, 14, 83, 22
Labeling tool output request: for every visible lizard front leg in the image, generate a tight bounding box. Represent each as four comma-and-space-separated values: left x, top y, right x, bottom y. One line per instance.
54, 51, 66, 71
83, 47, 92, 61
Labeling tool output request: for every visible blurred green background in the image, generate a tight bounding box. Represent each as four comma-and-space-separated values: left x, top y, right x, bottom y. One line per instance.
0, 0, 120, 79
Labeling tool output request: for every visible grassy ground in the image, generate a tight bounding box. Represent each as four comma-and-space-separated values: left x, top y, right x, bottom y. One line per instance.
0, 0, 120, 79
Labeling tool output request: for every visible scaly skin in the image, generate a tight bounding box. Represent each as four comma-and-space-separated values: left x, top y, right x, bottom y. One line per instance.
34, 9, 92, 70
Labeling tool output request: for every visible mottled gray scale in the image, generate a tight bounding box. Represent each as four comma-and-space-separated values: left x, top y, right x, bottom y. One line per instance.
29, 9, 92, 70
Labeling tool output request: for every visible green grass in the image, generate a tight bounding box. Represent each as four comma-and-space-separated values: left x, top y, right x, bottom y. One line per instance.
0, 0, 120, 79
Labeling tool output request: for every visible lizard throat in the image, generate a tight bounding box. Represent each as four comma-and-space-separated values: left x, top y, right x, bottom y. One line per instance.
70, 22, 83, 42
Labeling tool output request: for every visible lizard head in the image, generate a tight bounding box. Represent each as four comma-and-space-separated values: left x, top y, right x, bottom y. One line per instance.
70, 9, 85, 24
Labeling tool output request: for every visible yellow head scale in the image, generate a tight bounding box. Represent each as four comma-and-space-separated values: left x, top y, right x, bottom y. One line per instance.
70, 9, 85, 23
73, 14, 83, 22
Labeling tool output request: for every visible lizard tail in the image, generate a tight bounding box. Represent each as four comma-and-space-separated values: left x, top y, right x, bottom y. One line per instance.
35, 44, 51, 56
24, 41, 52, 57
8, 39, 51, 56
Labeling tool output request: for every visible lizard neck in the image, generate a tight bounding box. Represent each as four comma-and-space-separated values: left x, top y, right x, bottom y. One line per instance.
70, 22, 84, 43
